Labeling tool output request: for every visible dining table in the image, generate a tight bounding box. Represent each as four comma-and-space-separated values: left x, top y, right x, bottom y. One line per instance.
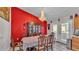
22, 36, 39, 51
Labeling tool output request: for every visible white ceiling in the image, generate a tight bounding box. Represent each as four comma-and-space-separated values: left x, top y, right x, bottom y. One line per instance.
19, 7, 79, 23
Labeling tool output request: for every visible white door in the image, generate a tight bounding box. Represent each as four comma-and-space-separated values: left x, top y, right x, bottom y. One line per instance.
53, 24, 57, 41
60, 23, 69, 44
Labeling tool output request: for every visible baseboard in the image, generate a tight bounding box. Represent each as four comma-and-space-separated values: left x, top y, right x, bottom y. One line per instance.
56, 41, 66, 45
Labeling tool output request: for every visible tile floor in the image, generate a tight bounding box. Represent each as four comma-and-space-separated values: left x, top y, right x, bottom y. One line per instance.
49, 41, 71, 51
9, 41, 71, 51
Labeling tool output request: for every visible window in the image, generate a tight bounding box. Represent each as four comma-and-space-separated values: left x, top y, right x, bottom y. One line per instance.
61, 23, 68, 33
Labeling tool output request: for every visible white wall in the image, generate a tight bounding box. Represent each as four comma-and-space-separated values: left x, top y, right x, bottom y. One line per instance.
0, 17, 10, 51
47, 18, 74, 44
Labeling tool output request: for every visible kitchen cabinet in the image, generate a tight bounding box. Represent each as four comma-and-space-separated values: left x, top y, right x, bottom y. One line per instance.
74, 16, 79, 29
72, 36, 79, 51
72, 16, 79, 51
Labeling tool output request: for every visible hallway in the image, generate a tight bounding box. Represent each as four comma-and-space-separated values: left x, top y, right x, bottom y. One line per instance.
53, 42, 71, 51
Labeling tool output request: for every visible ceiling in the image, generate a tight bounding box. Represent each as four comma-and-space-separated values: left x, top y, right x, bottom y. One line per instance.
19, 7, 79, 23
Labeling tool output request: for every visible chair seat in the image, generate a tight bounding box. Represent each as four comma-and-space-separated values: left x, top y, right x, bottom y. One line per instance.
45, 44, 52, 47
16, 44, 23, 47
48, 44, 52, 46
15, 47, 20, 51
35, 46, 45, 50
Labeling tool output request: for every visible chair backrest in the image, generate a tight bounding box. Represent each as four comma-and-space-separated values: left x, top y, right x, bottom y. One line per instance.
19, 41, 23, 50
38, 35, 46, 47
47, 35, 54, 44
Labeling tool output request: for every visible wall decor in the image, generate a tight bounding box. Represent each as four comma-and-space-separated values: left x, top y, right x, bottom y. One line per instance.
0, 7, 10, 21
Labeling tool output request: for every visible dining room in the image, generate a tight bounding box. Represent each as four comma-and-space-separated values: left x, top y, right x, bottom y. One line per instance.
11, 7, 49, 51
11, 7, 79, 51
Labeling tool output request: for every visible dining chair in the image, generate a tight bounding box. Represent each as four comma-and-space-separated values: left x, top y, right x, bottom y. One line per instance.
19, 41, 23, 51
35, 35, 46, 51
45, 35, 54, 51
15, 41, 23, 51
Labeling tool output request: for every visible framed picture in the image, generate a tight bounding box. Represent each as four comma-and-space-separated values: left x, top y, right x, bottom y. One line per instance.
48, 24, 50, 30
0, 7, 10, 21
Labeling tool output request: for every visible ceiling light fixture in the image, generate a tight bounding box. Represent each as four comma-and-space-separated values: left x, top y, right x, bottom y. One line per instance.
39, 7, 46, 21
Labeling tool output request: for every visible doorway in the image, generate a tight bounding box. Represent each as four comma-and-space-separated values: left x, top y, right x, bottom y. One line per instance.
60, 23, 69, 44
53, 24, 57, 41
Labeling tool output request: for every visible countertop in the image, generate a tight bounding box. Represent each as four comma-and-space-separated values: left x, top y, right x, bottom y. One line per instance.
72, 35, 79, 38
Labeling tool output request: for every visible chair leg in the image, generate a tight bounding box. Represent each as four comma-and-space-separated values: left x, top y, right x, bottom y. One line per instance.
51, 44, 53, 51
47, 46, 48, 51
45, 46, 48, 51
44, 47, 46, 51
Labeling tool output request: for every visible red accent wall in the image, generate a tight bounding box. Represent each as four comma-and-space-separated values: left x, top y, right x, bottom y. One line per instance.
41, 21, 47, 35
11, 7, 47, 42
